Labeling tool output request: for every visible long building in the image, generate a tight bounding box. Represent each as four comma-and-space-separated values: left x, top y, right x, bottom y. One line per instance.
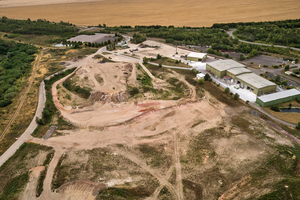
206, 59, 277, 95
256, 89, 300, 107
206, 59, 245, 78
236, 73, 277, 95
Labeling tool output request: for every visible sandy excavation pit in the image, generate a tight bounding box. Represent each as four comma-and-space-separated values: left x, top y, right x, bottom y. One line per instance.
9, 39, 296, 200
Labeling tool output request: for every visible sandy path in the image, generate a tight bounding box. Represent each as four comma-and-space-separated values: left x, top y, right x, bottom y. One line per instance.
21, 166, 45, 200
0, 50, 43, 142
113, 149, 179, 199
38, 148, 64, 200
173, 128, 184, 200
146, 166, 175, 200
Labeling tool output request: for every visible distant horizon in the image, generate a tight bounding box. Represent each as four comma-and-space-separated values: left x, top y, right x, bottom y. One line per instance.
0, 0, 300, 27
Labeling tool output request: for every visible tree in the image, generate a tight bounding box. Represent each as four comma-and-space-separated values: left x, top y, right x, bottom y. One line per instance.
156, 54, 162, 59
143, 57, 148, 64
198, 79, 204, 85
234, 93, 239, 100
284, 65, 290, 71
275, 75, 281, 83
225, 87, 230, 93
295, 58, 299, 63
289, 103, 292, 109
204, 73, 210, 81
297, 122, 300, 130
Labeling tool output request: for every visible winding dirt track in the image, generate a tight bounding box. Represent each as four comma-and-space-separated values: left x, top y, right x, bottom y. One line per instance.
0, 50, 43, 141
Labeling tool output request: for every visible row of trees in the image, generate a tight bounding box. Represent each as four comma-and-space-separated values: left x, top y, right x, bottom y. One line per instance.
0, 16, 78, 37
131, 33, 146, 44
235, 24, 300, 47
0, 39, 37, 107
212, 19, 300, 29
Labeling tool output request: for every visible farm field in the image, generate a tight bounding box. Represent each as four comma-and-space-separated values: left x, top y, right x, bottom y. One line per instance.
0, 0, 300, 27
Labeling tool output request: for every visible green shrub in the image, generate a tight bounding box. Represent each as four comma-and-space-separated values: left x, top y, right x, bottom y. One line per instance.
224, 87, 230, 93
297, 122, 300, 130
271, 106, 280, 112
0, 98, 12, 107
204, 73, 210, 81
234, 93, 239, 100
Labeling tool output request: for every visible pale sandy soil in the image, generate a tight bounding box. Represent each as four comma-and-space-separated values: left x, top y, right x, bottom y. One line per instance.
20, 166, 45, 200
119, 40, 192, 63
0, 0, 300, 27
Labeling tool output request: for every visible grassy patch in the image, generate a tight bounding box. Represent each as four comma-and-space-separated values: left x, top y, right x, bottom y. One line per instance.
0, 172, 29, 200
138, 144, 172, 169
94, 74, 104, 85
63, 75, 92, 99
0, 143, 54, 193
201, 81, 243, 107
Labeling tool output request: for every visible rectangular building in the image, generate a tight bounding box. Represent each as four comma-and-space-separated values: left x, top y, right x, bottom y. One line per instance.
256, 89, 300, 107
187, 52, 207, 62
236, 73, 277, 95
206, 60, 245, 78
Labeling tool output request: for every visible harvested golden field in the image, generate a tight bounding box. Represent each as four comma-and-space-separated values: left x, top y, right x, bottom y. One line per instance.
0, 0, 300, 27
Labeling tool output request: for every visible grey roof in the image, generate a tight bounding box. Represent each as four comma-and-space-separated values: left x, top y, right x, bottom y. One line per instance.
187, 52, 207, 59
257, 89, 300, 103
236, 73, 276, 89
207, 59, 245, 72
227, 68, 252, 76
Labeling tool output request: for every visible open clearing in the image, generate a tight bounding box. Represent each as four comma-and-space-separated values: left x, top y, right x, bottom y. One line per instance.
1, 39, 300, 200
0, 0, 300, 27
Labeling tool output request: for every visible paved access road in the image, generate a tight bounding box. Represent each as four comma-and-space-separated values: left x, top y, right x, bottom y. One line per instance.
0, 81, 46, 166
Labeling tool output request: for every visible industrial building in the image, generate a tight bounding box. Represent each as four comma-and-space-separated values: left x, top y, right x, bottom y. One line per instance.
187, 52, 207, 62
236, 73, 277, 95
256, 89, 300, 107
206, 59, 245, 78
206, 59, 277, 95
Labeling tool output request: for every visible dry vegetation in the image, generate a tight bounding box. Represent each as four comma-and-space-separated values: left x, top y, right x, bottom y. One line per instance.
0, 143, 54, 199
0, 0, 300, 27
1, 39, 300, 200
263, 100, 300, 124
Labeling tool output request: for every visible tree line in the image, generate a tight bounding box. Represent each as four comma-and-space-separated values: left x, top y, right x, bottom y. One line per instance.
0, 16, 78, 37
235, 24, 300, 47
0, 39, 37, 107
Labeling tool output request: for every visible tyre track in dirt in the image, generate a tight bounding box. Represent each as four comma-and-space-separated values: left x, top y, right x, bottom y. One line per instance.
146, 166, 175, 200
113, 148, 179, 199
173, 128, 184, 200
0, 49, 43, 142
38, 147, 64, 200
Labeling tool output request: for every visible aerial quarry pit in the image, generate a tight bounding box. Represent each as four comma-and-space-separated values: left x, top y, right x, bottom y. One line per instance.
4, 41, 296, 200
1, 25, 300, 200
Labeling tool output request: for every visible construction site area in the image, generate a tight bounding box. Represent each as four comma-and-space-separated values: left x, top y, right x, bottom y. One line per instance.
1, 39, 300, 200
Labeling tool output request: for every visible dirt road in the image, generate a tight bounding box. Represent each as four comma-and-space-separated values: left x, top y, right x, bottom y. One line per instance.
0, 79, 46, 166
0, 50, 43, 142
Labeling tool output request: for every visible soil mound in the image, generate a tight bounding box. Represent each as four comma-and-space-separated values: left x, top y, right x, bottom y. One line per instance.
57, 180, 106, 200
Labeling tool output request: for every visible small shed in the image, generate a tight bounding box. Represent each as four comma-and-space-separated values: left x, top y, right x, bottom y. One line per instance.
196, 73, 205, 80
187, 52, 207, 62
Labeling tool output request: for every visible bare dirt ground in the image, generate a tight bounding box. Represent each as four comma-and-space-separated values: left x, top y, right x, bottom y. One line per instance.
2, 39, 298, 200
119, 40, 192, 63
20, 166, 45, 200
0, 0, 300, 27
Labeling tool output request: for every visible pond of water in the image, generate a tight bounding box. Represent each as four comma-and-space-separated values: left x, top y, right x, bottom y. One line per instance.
281, 108, 300, 113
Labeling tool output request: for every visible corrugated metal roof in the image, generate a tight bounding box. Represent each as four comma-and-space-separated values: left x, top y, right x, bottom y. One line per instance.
227, 68, 252, 76
236, 73, 276, 89
207, 59, 245, 72
258, 89, 300, 103
187, 52, 207, 59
